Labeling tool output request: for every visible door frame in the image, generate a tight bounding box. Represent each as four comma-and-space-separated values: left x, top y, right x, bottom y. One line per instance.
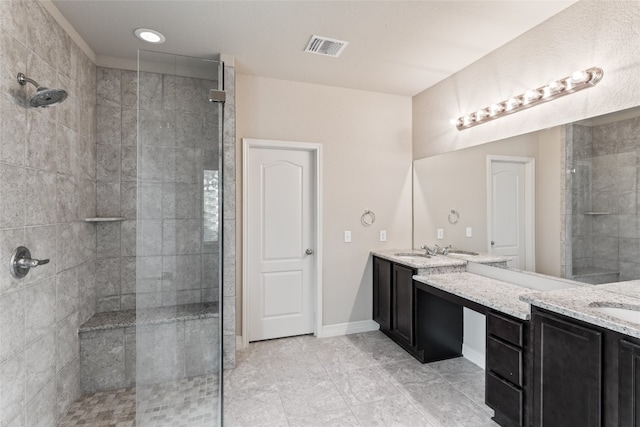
242, 138, 323, 349
486, 155, 536, 271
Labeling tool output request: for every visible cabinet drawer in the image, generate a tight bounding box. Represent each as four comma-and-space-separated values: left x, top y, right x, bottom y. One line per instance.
487, 311, 524, 347
487, 336, 523, 387
487, 371, 523, 426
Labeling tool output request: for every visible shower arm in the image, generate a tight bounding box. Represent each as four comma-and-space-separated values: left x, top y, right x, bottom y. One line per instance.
17, 72, 41, 88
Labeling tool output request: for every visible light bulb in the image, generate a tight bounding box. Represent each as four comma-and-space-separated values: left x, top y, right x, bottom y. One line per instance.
570, 70, 589, 84
489, 103, 504, 116
505, 97, 521, 111
523, 90, 541, 104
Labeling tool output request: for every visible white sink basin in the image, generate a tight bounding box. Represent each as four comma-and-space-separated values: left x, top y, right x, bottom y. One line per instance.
590, 304, 640, 324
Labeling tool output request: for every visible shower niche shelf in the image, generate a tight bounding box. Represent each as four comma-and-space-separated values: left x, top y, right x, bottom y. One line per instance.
582, 212, 612, 215
84, 217, 125, 222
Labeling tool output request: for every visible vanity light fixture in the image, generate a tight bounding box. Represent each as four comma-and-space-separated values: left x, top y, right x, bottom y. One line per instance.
455, 67, 603, 130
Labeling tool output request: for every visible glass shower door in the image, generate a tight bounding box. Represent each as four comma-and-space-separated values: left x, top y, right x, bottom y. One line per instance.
135, 50, 223, 426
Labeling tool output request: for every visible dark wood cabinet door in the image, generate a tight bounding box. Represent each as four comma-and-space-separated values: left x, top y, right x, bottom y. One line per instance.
392, 264, 414, 346
372, 257, 392, 331
533, 312, 602, 427
619, 339, 640, 427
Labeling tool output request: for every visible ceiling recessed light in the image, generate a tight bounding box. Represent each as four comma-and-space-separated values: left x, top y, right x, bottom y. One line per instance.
134, 28, 166, 44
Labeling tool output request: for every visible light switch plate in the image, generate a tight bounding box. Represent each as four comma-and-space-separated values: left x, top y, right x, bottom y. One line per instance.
344, 230, 351, 243
380, 230, 387, 241
466, 227, 473, 238
437, 228, 444, 239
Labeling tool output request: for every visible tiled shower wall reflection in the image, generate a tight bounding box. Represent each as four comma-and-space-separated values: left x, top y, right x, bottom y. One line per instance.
569, 117, 640, 283
0, 1, 97, 425
94, 67, 220, 311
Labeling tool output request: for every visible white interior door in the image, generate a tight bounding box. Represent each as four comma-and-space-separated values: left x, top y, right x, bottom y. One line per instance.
246, 146, 316, 342
488, 157, 535, 270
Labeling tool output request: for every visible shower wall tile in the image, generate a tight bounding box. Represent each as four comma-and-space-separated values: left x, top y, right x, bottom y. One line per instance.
0, 0, 27, 42
25, 330, 56, 402
120, 220, 136, 257
120, 257, 136, 295
162, 182, 201, 219
162, 254, 202, 291
120, 181, 136, 219
120, 70, 137, 109
2, 8, 98, 422
24, 225, 57, 285
139, 182, 162, 218
97, 105, 121, 145
97, 295, 120, 313
79, 329, 125, 394
0, 96, 27, 166
56, 267, 79, 323
56, 173, 78, 223
96, 181, 120, 217
97, 67, 121, 108
0, 288, 24, 363
24, 277, 55, 345
26, 110, 57, 172
56, 312, 79, 372
121, 145, 137, 181
96, 143, 120, 182
162, 219, 201, 255
0, 351, 25, 425
56, 357, 80, 420
121, 108, 137, 146
139, 72, 163, 110
0, 228, 25, 296
0, 162, 25, 228
96, 222, 121, 258
96, 257, 121, 297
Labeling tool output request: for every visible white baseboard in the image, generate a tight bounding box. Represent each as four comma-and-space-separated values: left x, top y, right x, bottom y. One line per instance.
463, 344, 485, 370
321, 320, 380, 337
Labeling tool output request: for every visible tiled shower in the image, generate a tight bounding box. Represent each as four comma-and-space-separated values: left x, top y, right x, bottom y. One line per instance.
566, 113, 640, 284
0, 1, 235, 425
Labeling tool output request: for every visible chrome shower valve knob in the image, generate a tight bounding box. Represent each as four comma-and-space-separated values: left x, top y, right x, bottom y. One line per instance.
10, 246, 49, 279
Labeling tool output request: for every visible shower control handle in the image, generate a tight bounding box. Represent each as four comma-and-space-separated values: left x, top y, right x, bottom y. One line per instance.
10, 246, 49, 279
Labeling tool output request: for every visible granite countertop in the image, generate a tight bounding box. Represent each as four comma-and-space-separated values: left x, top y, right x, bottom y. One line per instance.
520, 281, 640, 339
371, 249, 466, 271
413, 272, 536, 320
79, 302, 219, 332
445, 251, 511, 264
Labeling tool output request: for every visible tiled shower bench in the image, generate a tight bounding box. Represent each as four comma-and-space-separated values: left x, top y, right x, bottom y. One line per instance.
79, 302, 219, 394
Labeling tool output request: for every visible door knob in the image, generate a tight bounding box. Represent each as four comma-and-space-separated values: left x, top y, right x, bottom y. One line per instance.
305, 248, 314, 255
491, 241, 495, 246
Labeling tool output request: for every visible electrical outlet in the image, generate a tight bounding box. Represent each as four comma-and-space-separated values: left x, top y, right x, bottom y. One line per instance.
344, 230, 351, 243
466, 227, 473, 238
437, 228, 444, 239
380, 230, 387, 241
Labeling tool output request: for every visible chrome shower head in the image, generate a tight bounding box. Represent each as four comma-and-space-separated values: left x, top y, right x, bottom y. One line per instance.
17, 72, 68, 107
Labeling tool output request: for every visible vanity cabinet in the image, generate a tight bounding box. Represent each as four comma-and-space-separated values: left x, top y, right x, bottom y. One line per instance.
486, 311, 530, 427
619, 339, 640, 426
531, 307, 640, 427
373, 257, 392, 332
372, 256, 419, 356
532, 309, 602, 427
392, 263, 415, 347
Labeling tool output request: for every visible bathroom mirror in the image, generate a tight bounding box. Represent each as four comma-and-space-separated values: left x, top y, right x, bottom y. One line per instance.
413, 105, 640, 284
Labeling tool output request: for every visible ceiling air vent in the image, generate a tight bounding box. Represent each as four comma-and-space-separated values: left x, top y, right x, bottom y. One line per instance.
304, 35, 348, 58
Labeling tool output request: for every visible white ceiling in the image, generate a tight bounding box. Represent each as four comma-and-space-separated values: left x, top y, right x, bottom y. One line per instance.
51, 1, 577, 96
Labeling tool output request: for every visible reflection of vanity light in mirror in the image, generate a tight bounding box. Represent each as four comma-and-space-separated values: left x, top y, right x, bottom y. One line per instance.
455, 67, 604, 130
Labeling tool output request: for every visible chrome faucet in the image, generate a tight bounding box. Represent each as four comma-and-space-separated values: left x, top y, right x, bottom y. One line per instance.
420, 244, 438, 256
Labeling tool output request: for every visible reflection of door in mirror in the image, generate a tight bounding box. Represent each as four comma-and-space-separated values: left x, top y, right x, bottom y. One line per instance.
487, 156, 535, 270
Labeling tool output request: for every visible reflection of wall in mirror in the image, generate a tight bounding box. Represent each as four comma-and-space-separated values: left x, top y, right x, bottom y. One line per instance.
413, 126, 562, 277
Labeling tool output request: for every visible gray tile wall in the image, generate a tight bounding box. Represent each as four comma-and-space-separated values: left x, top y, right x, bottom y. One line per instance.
569, 117, 640, 282
0, 1, 97, 425
95, 66, 222, 311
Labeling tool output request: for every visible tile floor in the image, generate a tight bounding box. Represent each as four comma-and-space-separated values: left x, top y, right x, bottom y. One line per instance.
58, 330, 497, 427
58, 375, 218, 427
223, 331, 498, 427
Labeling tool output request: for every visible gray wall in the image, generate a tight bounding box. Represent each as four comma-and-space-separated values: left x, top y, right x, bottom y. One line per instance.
0, 1, 97, 425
